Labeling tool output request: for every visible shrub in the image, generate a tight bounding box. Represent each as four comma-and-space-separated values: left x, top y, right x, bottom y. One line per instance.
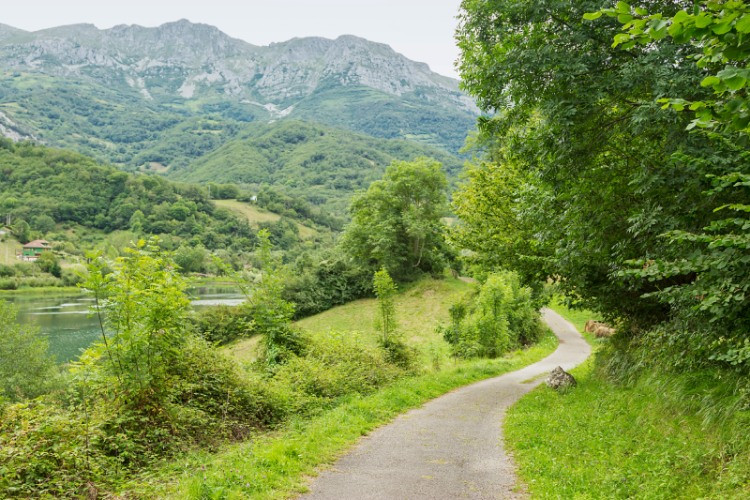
379, 336, 418, 371
60, 265, 85, 287
0, 264, 13, 277
191, 305, 252, 345
0, 301, 60, 402
0, 401, 107, 498
0, 278, 17, 290
284, 248, 372, 318
272, 331, 402, 403
440, 271, 543, 358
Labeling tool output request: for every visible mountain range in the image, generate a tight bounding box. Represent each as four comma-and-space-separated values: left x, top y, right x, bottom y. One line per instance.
0, 20, 478, 209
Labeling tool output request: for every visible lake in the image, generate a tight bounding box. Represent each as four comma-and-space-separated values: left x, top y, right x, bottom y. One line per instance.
4, 284, 245, 363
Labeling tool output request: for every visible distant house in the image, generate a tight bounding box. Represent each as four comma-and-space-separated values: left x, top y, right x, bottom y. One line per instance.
20, 239, 51, 261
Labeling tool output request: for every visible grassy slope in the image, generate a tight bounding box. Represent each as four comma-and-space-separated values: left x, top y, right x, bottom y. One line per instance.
296, 277, 470, 345
226, 277, 471, 363
0, 239, 21, 265
505, 302, 750, 499
213, 199, 317, 239
125, 278, 560, 498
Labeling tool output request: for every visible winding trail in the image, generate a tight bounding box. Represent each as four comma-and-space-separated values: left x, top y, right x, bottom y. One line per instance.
300, 308, 591, 499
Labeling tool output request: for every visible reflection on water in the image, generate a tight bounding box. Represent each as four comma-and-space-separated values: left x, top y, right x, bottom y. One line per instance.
4, 284, 244, 364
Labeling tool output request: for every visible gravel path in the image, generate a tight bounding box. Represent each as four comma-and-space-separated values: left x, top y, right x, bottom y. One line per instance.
300, 308, 591, 499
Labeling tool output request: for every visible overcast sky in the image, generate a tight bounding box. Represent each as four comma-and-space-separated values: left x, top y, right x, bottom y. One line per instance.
2, 0, 465, 78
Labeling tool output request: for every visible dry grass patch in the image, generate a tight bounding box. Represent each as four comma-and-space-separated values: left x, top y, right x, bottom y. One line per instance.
213, 199, 317, 239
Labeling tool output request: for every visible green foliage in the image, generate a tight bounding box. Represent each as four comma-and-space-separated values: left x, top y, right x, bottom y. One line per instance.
343, 158, 450, 280
455, 0, 749, 383
0, 142, 254, 252
173, 244, 208, 274
32, 214, 55, 234
0, 402, 99, 498
0, 335, 283, 497
284, 247, 373, 318
593, 1, 750, 133
169, 121, 463, 213
191, 305, 252, 345
11, 219, 30, 244
216, 230, 306, 366
441, 272, 542, 358
372, 268, 417, 368
585, 0, 750, 381
271, 331, 403, 404
82, 240, 191, 396
373, 268, 398, 343
250, 185, 344, 231
35, 251, 61, 278
128, 209, 145, 233
0, 301, 59, 402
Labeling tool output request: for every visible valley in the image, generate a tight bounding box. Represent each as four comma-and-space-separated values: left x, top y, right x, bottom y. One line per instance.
1, 3, 748, 499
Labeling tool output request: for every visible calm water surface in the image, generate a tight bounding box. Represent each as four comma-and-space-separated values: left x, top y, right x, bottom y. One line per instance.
5, 285, 244, 363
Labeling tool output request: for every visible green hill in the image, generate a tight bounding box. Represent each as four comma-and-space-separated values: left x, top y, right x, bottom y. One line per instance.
167, 120, 464, 212
0, 140, 251, 254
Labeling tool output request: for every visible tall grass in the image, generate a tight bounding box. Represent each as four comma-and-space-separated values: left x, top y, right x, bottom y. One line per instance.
505, 301, 750, 498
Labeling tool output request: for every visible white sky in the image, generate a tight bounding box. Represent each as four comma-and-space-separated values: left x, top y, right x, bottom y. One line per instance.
2, 0, 464, 78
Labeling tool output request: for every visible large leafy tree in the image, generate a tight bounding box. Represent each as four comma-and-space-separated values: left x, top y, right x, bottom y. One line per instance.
587, 0, 750, 373
343, 158, 449, 280
455, 0, 719, 326
455, 0, 749, 376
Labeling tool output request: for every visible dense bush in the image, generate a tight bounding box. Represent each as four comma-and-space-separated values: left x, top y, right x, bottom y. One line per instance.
0, 301, 60, 402
0, 336, 283, 497
440, 271, 543, 358
192, 305, 252, 345
272, 331, 405, 404
284, 248, 373, 318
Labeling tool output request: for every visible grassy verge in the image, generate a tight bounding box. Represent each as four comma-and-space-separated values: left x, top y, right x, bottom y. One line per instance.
506, 303, 750, 498
123, 330, 559, 499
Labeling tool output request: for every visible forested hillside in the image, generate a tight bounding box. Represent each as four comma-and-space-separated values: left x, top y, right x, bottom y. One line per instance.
0, 139, 336, 262
168, 120, 463, 212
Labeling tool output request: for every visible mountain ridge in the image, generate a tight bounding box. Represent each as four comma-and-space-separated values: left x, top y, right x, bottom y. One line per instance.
0, 19, 477, 159
0, 20, 473, 110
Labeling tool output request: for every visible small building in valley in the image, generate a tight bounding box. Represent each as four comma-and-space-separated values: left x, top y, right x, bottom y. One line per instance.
20, 239, 51, 261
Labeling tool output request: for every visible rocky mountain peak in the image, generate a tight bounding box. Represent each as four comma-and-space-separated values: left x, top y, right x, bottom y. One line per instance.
0, 20, 478, 142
